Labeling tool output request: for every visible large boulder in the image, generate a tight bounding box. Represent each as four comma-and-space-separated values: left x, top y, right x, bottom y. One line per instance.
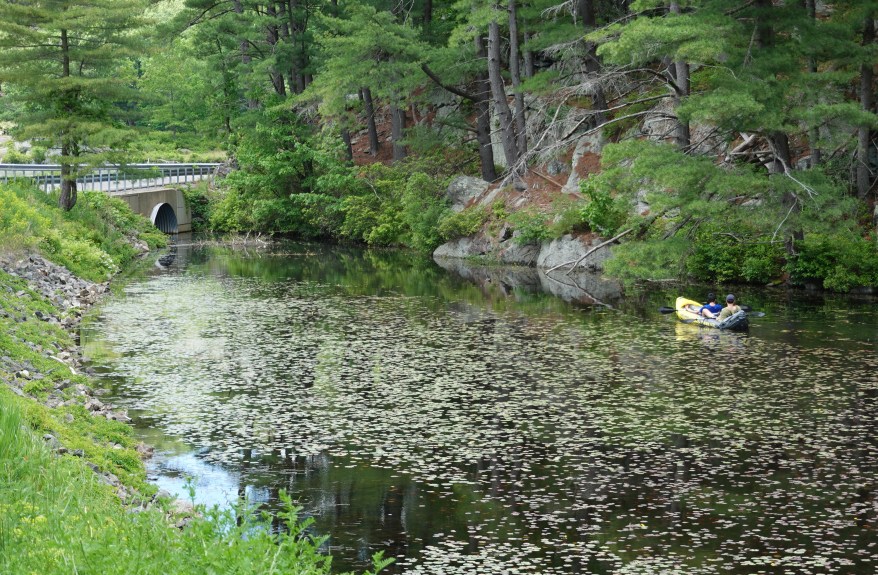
536, 234, 612, 271
563, 132, 606, 194
433, 235, 493, 259
446, 176, 490, 212
497, 236, 540, 266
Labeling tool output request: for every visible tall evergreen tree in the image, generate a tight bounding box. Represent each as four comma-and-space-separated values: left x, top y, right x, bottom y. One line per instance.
0, 0, 150, 210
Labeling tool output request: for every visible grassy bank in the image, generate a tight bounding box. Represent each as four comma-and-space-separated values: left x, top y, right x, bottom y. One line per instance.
0, 183, 386, 575
0, 394, 391, 574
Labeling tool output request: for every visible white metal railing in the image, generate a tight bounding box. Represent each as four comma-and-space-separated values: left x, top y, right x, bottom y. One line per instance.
0, 163, 221, 194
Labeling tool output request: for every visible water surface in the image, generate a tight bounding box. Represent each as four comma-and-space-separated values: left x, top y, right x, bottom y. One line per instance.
82, 242, 878, 574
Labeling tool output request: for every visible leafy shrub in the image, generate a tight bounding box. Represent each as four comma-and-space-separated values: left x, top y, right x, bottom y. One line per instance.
182, 182, 213, 233
787, 234, 878, 292
547, 196, 590, 237
579, 179, 627, 236
212, 108, 353, 236
507, 208, 552, 244
0, 183, 165, 280
437, 206, 489, 240
687, 224, 786, 284
3, 143, 28, 164
604, 237, 690, 283
401, 172, 451, 252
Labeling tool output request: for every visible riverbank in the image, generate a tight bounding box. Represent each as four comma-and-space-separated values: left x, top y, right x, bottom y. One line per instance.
0, 183, 381, 575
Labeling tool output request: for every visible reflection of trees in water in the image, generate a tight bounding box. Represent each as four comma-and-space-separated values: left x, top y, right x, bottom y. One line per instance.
91, 245, 878, 574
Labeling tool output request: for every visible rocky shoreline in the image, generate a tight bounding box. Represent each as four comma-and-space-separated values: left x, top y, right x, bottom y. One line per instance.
0, 253, 164, 507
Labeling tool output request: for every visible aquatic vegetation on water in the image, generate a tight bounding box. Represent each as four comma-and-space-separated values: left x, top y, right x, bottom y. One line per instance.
84, 247, 878, 574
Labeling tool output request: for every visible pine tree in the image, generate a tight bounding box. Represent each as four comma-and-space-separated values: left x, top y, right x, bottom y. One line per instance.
0, 0, 150, 210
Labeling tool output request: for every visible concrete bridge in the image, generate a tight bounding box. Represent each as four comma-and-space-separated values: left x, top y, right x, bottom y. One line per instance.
0, 163, 221, 233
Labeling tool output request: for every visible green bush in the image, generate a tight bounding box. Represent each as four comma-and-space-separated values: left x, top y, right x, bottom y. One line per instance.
687, 223, 786, 284
787, 234, 878, 292
182, 182, 213, 233
401, 172, 451, 252
579, 179, 627, 236
0, 183, 165, 280
3, 143, 28, 164
437, 206, 489, 240
507, 208, 552, 244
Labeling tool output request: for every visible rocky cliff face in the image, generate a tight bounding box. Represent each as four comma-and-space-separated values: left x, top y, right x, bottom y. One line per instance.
434, 128, 615, 272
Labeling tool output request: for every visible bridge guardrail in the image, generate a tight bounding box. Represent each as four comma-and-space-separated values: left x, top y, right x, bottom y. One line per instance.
0, 163, 222, 193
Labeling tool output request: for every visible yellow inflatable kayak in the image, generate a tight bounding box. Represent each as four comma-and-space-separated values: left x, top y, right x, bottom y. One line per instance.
675, 296, 749, 331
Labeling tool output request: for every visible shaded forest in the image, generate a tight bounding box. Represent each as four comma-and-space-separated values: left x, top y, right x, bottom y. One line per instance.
1, 0, 878, 290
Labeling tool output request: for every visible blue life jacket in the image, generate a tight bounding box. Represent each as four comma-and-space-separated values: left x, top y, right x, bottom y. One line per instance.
699, 302, 723, 315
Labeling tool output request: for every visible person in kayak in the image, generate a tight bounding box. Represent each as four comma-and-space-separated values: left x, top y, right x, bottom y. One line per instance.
718, 294, 742, 320
698, 293, 724, 318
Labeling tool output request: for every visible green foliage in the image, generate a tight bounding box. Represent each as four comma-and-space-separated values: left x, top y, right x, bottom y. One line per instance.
437, 206, 489, 240
182, 182, 213, 233
3, 143, 28, 164
507, 208, 552, 244
401, 172, 451, 252
687, 224, 786, 284
211, 109, 351, 237
603, 237, 690, 284
579, 179, 627, 236
337, 159, 453, 251
0, 393, 392, 575
787, 234, 878, 292
0, 183, 165, 281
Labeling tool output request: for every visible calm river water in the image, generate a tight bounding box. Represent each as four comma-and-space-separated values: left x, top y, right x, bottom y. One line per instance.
81, 241, 878, 574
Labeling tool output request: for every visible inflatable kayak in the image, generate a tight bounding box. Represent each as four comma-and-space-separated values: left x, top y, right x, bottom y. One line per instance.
675, 297, 749, 331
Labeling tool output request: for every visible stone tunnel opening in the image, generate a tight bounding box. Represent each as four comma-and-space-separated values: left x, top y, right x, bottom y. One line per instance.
150, 203, 179, 234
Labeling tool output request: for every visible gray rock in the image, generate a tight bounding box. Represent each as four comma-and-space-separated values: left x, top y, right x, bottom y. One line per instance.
43, 434, 60, 450
563, 132, 606, 194
84, 398, 105, 412
536, 235, 612, 271
446, 176, 490, 212
497, 238, 540, 266
546, 159, 569, 177
433, 236, 492, 259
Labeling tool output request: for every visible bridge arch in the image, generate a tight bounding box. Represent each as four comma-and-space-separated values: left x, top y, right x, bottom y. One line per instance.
150, 202, 179, 233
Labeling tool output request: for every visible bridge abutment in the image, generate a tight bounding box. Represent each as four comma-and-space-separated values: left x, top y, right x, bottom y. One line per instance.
114, 188, 191, 233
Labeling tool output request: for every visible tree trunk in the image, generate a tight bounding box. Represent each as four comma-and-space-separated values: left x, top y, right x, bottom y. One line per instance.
234, 0, 258, 109
266, 5, 286, 96
523, 32, 535, 78
423, 0, 432, 26
391, 106, 407, 162
475, 35, 498, 182
488, 17, 520, 169
341, 128, 353, 161
669, 0, 690, 149
858, 12, 875, 199
806, 0, 821, 167
578, 0, 607, 125
59, 28, 77, 211
508, 0, 527, 156
361, 87, 380, 155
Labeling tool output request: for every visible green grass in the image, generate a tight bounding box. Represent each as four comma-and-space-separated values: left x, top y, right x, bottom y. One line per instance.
0, 394, 391, 575
0, 182, 167, 281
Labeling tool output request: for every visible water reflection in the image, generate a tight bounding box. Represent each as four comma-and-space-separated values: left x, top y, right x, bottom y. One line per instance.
82, 242, 878, 574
